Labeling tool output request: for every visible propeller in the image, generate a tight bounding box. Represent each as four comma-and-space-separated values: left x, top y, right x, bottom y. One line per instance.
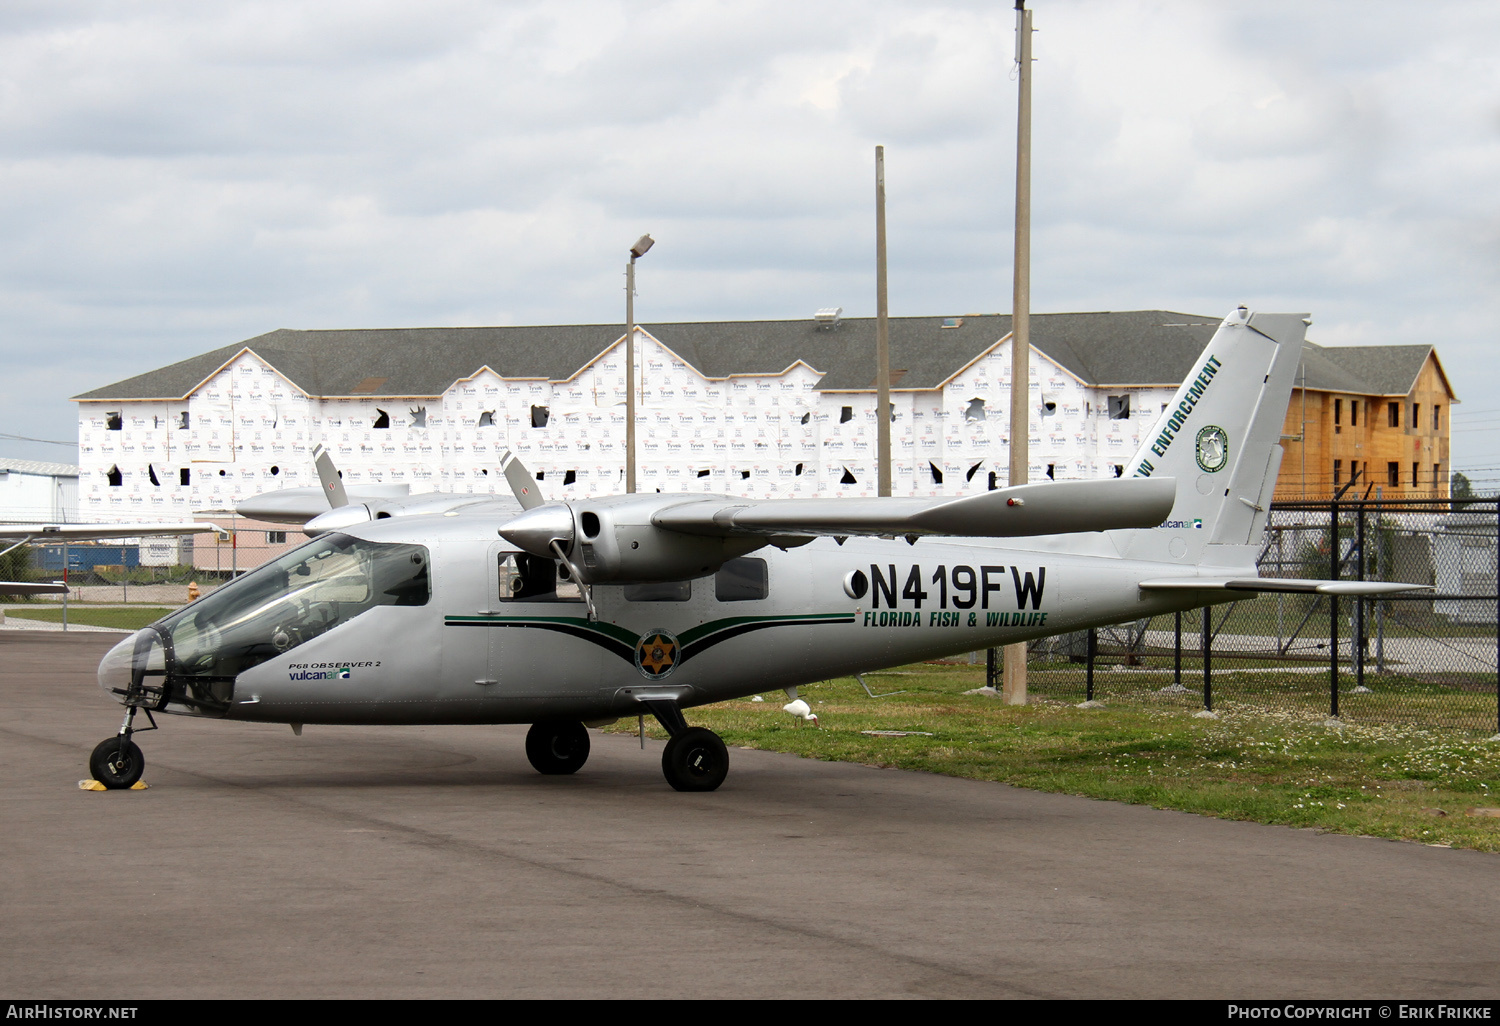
313, 445, 349, 508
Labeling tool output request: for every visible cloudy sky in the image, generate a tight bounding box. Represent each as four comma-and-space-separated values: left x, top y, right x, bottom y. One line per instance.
3, 0, 1498, 487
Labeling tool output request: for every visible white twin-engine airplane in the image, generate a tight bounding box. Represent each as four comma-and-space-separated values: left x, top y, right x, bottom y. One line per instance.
89, 309, 1423, 792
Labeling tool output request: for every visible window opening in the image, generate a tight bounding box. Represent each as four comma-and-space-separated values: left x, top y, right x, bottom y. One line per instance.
1411, 403, 1419, 429
1040, 396, 1056, 417
966, 462, 983, 482
624, 580, 691, 602
988, 472, 998, 491
409, 406, 427, 428
715, 557, 768, 602
840, 467, 857, 485
964, 398, 986, 422
800, 412, 810, 425
531, 405, 550, 428
563, 470, 577, 486
179, 467, 190, 486
1046, 464, 1055, 480
1387, 402, 1399, 428
929, 462, 943, 484
270, 465, 280, 476
148, 465, 160, 486
373, 409, 390, 429
266, 531, 287, 545
1350, 401, 1358, 427
1333, 460, 1342, 486
794, 463, 804, 476
498, 553, 582, 603
1335, 398, 1342, 425
106, 412, 122, 430
1433, 405, 1441, 431
1413, 462, 1420, 488
840, 406, 853, 424
107, 466, 122, 487
178, 411, 190, 429
478, 411, 495, 427
1113, 465, 1124, 478
697, 469, 711, 478
1387, 462, 1399, 487
740, 470, 750, 480
1108, 395, 1131, 420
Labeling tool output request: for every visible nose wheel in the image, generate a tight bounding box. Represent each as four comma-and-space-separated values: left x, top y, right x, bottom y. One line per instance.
88, 703, 156, 790
89, 736, 144, 789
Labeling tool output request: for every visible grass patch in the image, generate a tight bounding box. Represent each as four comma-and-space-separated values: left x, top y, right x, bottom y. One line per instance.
4, 607, 172, 630
605, 662, 1500, 851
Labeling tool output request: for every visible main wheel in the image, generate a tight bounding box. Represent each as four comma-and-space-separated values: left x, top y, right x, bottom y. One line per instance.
525, 720, 590, 775
661, 727, 728, 792
89, 736, 144, 790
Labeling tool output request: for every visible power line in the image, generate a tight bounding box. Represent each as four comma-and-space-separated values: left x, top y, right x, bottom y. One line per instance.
0, 432, 74, 447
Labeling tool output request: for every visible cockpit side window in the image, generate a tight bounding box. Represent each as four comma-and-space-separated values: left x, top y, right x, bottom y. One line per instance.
158, 534, 430, 679
498, 552, 583, 603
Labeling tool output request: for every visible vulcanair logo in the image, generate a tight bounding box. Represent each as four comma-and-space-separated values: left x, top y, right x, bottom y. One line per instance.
289, 666, 353, 681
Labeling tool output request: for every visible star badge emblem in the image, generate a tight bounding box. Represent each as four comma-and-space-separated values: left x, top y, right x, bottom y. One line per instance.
635, 630, 680, 679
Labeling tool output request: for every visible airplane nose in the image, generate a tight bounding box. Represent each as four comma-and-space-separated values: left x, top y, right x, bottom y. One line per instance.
97, 628, 168, 708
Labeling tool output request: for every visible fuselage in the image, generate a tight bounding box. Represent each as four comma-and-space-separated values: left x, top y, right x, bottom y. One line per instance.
99, 507, 1246, 727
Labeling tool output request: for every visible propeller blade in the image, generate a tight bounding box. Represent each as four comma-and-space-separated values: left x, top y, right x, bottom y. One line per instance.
501, 451, 544, 511
312, 444, 348, 508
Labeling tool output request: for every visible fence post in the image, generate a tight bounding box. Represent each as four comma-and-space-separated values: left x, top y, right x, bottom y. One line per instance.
1330, 498, 1340, 720
1355, 503, 1366, 692
1202, 606, 1212, 713
986, 648, 999, 690
1174, 609, 1182, 688
1085, 628, 1096, 703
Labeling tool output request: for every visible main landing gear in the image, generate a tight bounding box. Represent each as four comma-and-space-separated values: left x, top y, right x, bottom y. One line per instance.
89, 704, 156, 789
522, 704, 729, 792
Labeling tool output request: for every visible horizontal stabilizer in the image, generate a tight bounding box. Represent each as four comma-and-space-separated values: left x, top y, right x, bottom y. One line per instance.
1138, 577, 1430, 596
652, 477, 1177, 539
0, 580, 67, 595
0, 523, 217, 542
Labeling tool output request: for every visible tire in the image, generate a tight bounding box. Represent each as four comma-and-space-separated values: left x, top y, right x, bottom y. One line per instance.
525, 720, 590, 775
661, 727, 728, 792
89, 736, 144, 790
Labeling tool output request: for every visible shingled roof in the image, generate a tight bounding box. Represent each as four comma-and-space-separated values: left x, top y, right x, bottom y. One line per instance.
72, 311, 1449, 402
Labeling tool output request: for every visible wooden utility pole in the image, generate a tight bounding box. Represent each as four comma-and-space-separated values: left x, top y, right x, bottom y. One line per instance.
875, 145, 892, 497
1003, 0, 1033, 705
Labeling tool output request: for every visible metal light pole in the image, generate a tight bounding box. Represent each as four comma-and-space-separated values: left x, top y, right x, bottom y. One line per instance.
1002, 0, 1034, 706
875, 146, 892, 497
625, 234, 654, 494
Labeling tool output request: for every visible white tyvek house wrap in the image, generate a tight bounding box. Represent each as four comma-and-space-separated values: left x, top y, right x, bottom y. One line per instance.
78, 329, 1178, 522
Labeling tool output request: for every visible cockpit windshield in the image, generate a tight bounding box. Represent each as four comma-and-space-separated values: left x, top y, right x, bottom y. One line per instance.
158, 533, 429, 681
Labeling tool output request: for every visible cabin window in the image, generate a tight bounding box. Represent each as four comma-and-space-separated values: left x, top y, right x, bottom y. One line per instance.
624, 580, 691, 602
498, 552, 582, 603
715, 557, 768, 602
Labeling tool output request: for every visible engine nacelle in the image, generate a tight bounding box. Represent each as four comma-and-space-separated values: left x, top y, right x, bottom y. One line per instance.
499, 495, 766, 585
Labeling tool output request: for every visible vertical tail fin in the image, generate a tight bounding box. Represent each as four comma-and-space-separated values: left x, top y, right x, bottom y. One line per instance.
1116, 308, 1307, 567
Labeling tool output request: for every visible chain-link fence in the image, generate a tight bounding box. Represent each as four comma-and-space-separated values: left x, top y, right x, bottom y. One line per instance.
991, 498, 1500, 733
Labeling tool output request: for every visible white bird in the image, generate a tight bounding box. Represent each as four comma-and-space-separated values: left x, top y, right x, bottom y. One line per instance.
782, 698, 820, 727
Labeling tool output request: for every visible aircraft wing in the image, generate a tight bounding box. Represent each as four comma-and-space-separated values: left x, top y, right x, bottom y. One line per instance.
0, 523, 218, 542
1138, 577, 1430, 596
0, 581, 67, 595
651, 477, 1178, 539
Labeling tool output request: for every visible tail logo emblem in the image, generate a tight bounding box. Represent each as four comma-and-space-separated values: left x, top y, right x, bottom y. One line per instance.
1195, 425, 1229, 473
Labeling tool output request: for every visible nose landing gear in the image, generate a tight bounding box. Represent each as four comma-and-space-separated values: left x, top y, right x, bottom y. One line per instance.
88, 704, 156, 790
